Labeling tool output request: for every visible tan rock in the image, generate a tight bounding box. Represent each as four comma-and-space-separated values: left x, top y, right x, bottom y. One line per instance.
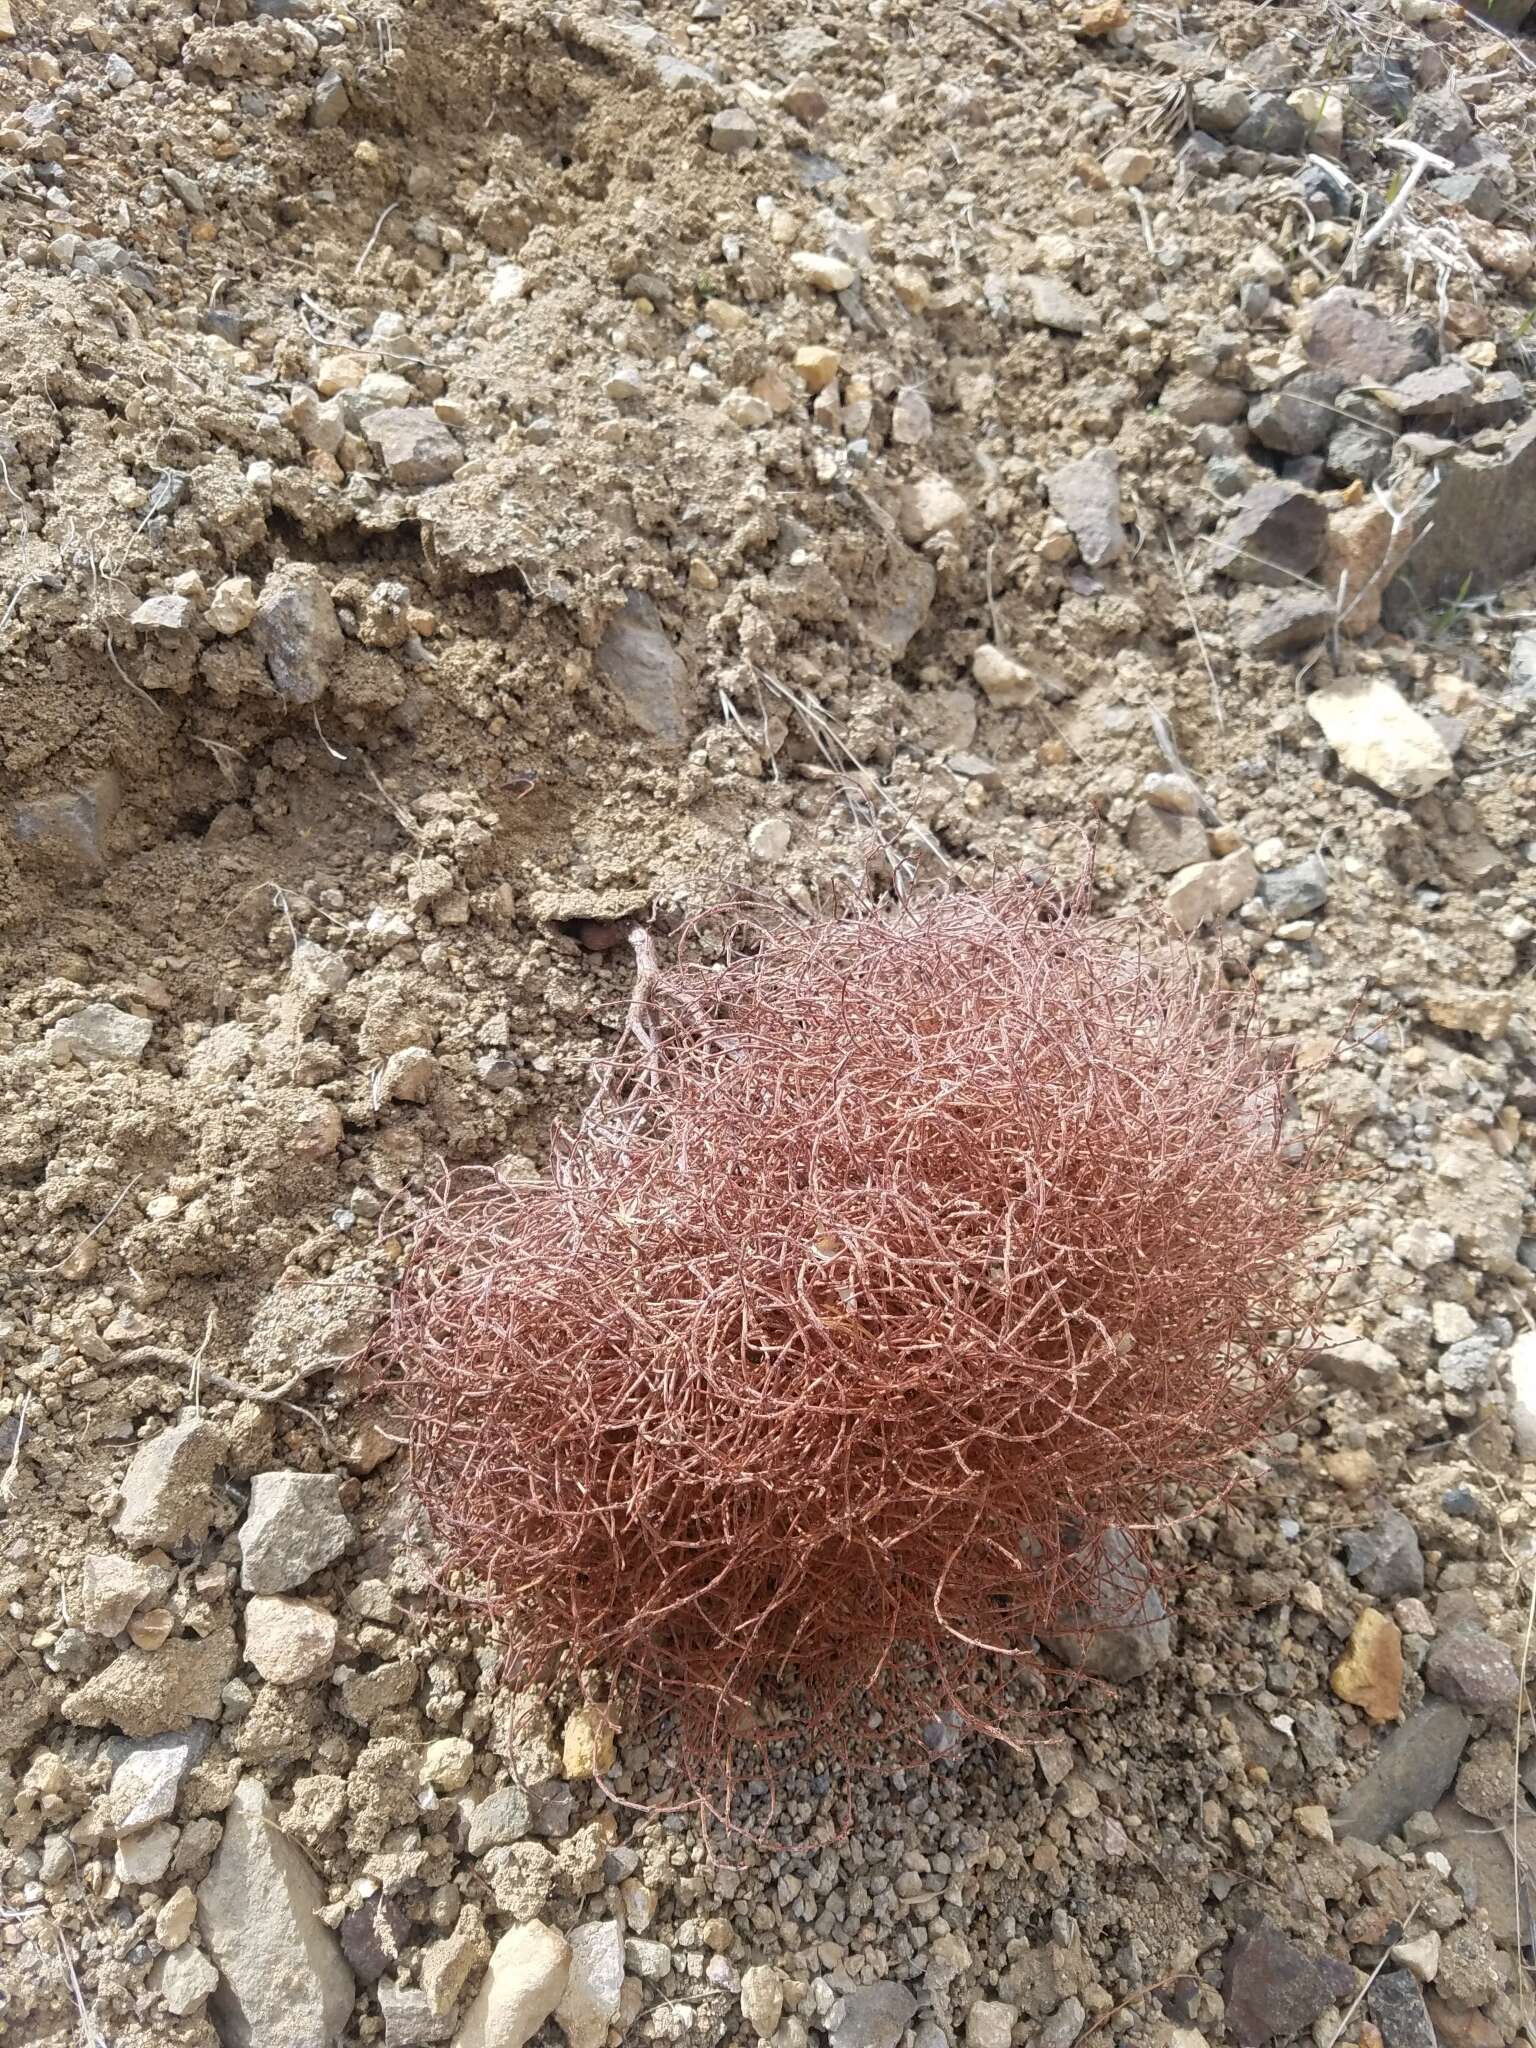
792, 345, 840, 394
244, 1596, 338, 1685
971, 645, 1036, 707
1307, 677, 1453, 798
1332, 1609, 1403, 1724
562, 1705, 617, 1781
1164, 850, 1259, 933
900, 475, 970, 545
1320, 502, 1415, 636
1424, 987, 1513, 1040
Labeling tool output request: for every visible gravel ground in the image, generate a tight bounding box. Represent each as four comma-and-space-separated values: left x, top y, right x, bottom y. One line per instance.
1, 0, 1534, 2043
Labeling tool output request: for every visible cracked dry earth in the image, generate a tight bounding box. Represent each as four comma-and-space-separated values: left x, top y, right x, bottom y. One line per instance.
1, 0, 1536, 2043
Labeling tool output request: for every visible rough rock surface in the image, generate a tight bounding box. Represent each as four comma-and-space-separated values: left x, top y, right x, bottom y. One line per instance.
198, 1778, 355, 2048
239, 1473, 353, 1594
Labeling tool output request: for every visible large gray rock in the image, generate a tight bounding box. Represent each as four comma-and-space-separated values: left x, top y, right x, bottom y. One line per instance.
594, 593, 691, 748
1249, 371, 1345, 456
554, 1922, 624, 2048
108, 1728, 207, 1834
48, 1002, 153, 1066
12, 771, 120, 873
1211, 481, 1327, 585
1332, 1698, 1471, 1842
1045, 449, 1125, 568
1041, 1525, 1172, 1682
1425, 1626, 1520, 1713
828, 1983, 918, 2048
467, 1786, 532, 1855
199, 1778, 355, 2048
63, 1629, 237, 1738
1385, 416, 1536, 617
1370, 1969, 1434, 2048
254, 566, 344, 704
366, 408, 465, 488
240, 1472, 352, 1594
1303, 287, 1433, 385
113, 1419, 223, 1550
1341, 1507, 1423, 1600
1223, 1921, 1354, 2048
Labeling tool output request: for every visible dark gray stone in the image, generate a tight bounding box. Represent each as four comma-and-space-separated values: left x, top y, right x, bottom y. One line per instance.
1040, 1526, 1172, 1683
1432, 172, 1506, 221
1261, 852, 1329, 916
1425, 1626, 1520, 1713
1249, 372, 1346, 456
467, 1785, 532, 1855
526, 1777, 576, 1839
1387, 417, 1536, 616
1410, 89, 1473, 155
594, 592, 692, 748
1211, 481, 1328, 585
1303, 287, 1434, 385
1326, 396, 1397, 485
829, 1983, 918, 2048
342, 1894, 410, 1985
1439, 1335, 1498, 1394
1369, 1970, 1435, 2048
1461, 370, 1524, 432
1388, 363, 1475, 420
1231, 94, 1307, 155
1348, 55, 1413, 118
1223, 1920, 1355, 2048
1191, 79, 1250, 134
1341, 1507, 1423, 1599
1239, 592, 1335, 657
12, 772, 120, 873
309, 70, 350, 129
254, 565, 344, 705
1332, 1699, 1471, 1841
1207, 456, 1253, 499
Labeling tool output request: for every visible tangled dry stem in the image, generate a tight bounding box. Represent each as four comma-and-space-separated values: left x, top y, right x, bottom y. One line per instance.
379, 877, 1329, 1828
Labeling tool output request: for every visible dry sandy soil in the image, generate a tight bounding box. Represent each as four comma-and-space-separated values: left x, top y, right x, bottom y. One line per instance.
1, 0, 1535, 2042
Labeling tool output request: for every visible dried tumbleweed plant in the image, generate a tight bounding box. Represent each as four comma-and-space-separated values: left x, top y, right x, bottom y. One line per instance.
378, 877, 1330, 1828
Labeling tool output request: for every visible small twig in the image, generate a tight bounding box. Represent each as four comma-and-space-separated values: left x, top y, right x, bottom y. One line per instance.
1463, 745, 1536, 776
0, 576, 40, 634
104, 632, 165, 715
354, 201, 401, 279
1163, 518, 1223, 731
313, 705, 349, 761
0, 1391, 31, 1502
1323, 1894, 1423, 2048
1351, 140, 1456, 273
1080, 1970, 1190, 2041
1129, 187, 1158, 261
187, 1311, 216, 1417
114, 1342, 339, 1407
39, 1174, 144, 1273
